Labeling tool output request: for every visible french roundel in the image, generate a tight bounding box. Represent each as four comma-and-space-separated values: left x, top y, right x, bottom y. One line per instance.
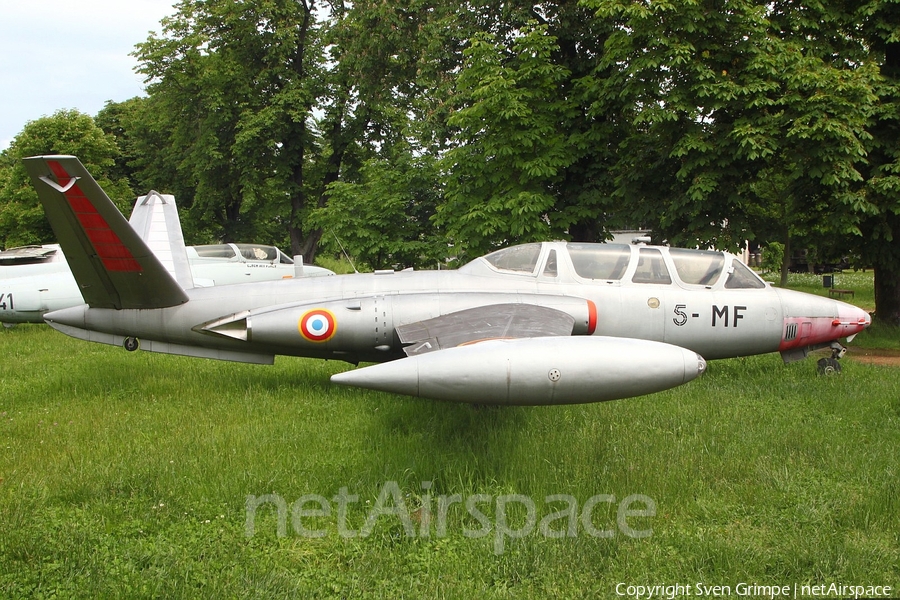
298, 309, 337, 342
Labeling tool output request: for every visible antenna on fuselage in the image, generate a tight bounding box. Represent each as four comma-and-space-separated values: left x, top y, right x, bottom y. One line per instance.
330, 230, 358, 273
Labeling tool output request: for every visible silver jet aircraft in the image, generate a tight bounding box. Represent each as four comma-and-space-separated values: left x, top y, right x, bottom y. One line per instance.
24, 156, 870, 405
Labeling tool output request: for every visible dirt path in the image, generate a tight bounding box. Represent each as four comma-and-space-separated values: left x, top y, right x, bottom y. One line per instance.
846, 346, 900, 368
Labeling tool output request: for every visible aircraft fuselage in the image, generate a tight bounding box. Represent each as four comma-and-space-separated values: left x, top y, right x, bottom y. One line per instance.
44, 242, 869, 366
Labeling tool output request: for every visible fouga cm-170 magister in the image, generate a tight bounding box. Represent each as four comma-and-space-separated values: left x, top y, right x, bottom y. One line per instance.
24, 156, 870, 405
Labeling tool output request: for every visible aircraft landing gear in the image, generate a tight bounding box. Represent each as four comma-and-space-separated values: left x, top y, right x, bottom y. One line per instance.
817, 342, 846, 375
123, 337, 140, 352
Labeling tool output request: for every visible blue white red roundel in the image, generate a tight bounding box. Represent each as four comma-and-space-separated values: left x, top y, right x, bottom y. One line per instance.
298, 309, 337, 342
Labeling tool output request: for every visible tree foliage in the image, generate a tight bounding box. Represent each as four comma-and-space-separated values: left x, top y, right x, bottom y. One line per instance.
1, 0, 899, 320
311, 151, 445, 270
437, 4, 625, 260
133, 0, 326, 253
856, 0, 900, 324
583, 0, 875, 245
579, 0, 897, 320
0, 110, 131, 248
438, 23, 575, 256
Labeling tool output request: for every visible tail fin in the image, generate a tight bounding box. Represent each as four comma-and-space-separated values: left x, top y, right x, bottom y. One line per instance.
128, 191, 195, 290
23, 155, 189, 309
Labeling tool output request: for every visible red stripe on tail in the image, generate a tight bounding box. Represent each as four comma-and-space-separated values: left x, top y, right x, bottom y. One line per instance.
47, 161, 142, 272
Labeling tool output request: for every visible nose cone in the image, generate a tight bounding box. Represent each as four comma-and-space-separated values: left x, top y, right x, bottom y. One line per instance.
836, 301, 871, 338
776, 288, 871, 349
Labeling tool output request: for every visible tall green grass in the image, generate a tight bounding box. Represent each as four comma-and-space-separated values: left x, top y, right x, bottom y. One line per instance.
1, 325, 898, 598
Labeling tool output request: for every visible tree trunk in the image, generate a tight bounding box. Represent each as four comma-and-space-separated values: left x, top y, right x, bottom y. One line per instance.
779, 230, 790, 287
568, 220, 602, 243
292, 227, 322, 264
873, 258, 900, 326
286, 5, 315, 262
288, 149, 318, 261
870, 41, 900, 325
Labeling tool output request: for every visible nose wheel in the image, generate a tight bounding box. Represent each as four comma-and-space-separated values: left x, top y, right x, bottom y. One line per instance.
816, 342, 846, 375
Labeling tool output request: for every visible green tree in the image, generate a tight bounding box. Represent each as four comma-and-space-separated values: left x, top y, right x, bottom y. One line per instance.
436, 14, 623, 260
587, 0, 874, 242
0, 110, 132, 248
133, 0, 460, 262
96, 97, 222, 244
134, 0, 325, 254
306, 0, 464, 264
856, 0, 900, 324
310, 151, 446, 270
437, 23, 574, 257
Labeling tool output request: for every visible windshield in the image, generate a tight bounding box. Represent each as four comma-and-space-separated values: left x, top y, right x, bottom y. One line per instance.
236, 244, 278, 262
669, 248, 725, 286
632, 248, 672, 284
568, 243, 631, 280
725, 260, 766, 289
483, 243, 542, 274
193, 244, 236, 259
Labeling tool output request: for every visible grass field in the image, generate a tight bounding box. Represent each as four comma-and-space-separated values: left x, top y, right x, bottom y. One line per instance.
1, 274, 899, 598
765, 269, 877, 312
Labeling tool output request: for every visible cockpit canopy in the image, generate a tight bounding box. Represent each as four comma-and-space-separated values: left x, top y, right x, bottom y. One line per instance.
189, 243, 295, 264
462, 241, 766, 290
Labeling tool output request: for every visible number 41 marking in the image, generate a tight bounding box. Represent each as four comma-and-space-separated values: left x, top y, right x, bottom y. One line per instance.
0, 293, 13, 310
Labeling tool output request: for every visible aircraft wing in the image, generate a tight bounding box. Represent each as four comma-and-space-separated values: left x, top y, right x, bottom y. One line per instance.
397, 303, 576, 356
23, 156, 189, 310
0, 245, 59, 267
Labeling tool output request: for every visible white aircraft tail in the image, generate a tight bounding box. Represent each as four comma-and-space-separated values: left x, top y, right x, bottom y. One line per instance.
128, 191, 195, 290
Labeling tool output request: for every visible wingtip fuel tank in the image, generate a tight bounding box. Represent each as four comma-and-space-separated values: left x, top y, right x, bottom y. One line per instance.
331, 336, 706, 405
